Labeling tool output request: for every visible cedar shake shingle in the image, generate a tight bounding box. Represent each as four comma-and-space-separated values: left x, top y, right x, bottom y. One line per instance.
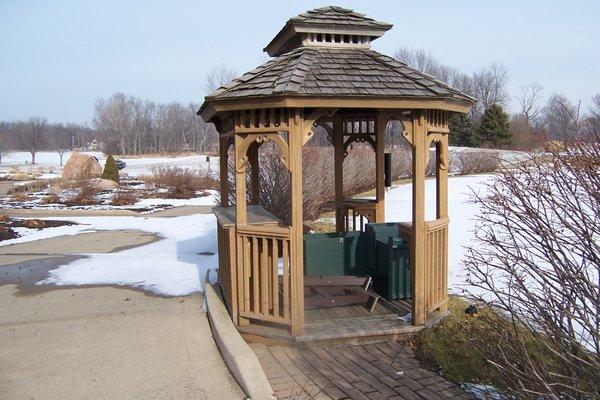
205, 47, 473, 103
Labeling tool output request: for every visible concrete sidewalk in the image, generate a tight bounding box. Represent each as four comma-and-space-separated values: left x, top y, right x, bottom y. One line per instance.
0, 284, 243, 400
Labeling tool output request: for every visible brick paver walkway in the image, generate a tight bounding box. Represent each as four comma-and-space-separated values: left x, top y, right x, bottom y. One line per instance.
251, 341, 473, 400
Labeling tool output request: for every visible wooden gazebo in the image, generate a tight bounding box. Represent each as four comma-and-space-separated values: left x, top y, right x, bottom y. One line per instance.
199, 6, 474, 344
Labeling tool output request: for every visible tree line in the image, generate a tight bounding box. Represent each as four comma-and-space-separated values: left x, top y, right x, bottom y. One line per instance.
394, 47, 600, 148
1, 48, 599, 165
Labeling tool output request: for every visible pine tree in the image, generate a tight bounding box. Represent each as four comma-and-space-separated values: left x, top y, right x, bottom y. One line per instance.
478, 104, 512, 148
449, 114, 479, 147
101, 155, 120, 182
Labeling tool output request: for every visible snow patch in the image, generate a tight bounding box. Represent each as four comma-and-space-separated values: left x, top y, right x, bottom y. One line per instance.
37, 214, 218, 296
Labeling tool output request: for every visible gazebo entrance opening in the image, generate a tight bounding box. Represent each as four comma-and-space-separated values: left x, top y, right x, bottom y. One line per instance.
200, 6, 474, 343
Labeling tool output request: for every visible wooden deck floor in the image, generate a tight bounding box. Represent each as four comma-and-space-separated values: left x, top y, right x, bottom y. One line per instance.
306, 300, 411, 324
251, 341, 474, 400
240, 300, 419, 346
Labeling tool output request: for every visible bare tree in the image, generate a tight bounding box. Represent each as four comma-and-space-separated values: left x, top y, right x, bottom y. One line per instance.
47, 124, 71, 165
204, 64, 237, 95
393, 47, 471, 94
464, 136, 600, 398
15, 117, 47, 164
543, 94, 582, 140
0, 123, 11, 164
472, 63, 509, 115
394, 47, 508, 118
517, 82, 545, 128
586, 93, 600, 136
94, 93, 131, 155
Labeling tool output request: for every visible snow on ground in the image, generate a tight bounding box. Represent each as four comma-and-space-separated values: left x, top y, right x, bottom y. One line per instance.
5, 174, 490, 297
448, 147, 530, 167
2, 224, 95, 247
0, 151, 105, 179
385, 174, 492, 294
119, 155, 219, 177
37, 214, 218, 296
0, 151, 219, 178
134, 190, 218, 208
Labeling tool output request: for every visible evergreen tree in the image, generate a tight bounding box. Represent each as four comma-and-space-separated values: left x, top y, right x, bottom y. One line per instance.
101, 155, 120, 182
449, 114, 479, 147
478, 104, 512, 148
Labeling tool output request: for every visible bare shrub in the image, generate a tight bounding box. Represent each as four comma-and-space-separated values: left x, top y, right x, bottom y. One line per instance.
343, 147, 375, 194
64, 184, 101, 206
464, 136, 600, 398
111, 190, 138, 206
7, 180, 48, 195
41, 194, 60, 204
226, 144, 384, 224
455, 151, 499, 175
149, 166, 218, 199
9, 192, 34, 202
392, 148, 412, 180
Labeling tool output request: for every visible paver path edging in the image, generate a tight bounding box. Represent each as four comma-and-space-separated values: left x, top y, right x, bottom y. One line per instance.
205, 281, 276, 400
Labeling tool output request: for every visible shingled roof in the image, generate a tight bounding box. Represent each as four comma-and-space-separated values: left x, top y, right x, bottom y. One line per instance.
288, 6, 392, 30
200, 6, 475, 119
264, 6, 392, 57
205, 47, 474, 102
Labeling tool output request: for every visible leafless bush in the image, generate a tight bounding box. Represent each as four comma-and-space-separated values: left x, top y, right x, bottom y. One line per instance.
149, 165, 218, 199
7, 180, 48, 195
464, 135, 600, 398
63, 184, 101, 206
392, 148, 412, 180
454, 151, 500, 175
111, 190, 138, 206
41, 193, 60, 204
9, 192, 34, 202
226, 144, 384, 224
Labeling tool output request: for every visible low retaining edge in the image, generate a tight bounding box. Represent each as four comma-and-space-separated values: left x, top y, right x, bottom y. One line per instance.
204, 280, 275, 400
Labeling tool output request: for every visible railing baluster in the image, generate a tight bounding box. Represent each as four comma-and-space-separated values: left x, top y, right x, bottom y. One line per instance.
252, 236, 259, 313
260, 237, 269, 315
271, 238, 279, 318
283, 239, 290, 320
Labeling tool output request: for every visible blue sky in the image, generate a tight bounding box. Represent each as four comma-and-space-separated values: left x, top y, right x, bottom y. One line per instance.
1, 0, 598, 123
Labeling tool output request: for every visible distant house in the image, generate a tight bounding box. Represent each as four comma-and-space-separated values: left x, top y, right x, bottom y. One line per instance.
82, 139, 104, 151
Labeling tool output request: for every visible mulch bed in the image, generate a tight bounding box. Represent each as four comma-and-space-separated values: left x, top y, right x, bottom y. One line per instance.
0, 216, 77, 242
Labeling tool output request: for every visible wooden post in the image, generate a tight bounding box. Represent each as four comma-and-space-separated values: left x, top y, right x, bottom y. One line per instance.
248, 142, 260, 205
436, 133, 449, 312
289, 108, 305, 336
219, 136, 229, 207
436, 135, 448, 219
411, 110, 427, 326
375, 114, 386, 222
234, 133, 247, 225
333, 115, 344, 232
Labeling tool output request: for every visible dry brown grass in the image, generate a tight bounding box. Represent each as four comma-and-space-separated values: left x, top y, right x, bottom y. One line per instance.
10, 192, 35, 202
148, 166, 218, 199
63, 184, 101, 206
455, 151, 500, 175
111, 190, 138, 206
7, 180, 49, 195
41, 194, 61, 204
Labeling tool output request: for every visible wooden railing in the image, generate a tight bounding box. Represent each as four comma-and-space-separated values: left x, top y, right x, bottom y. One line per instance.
217, 221, 237, 318
336, 198, 382, 232
398, 218, 449, 316
424, 218, 449, 312
236, 224, 292, 326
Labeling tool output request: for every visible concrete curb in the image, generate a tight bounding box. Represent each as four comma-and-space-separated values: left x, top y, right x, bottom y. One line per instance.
204, 280, 275, 400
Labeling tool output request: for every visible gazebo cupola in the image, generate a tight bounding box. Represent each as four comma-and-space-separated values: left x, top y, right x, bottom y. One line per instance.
200, 6, 474, 344
264, 6, 392, 57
